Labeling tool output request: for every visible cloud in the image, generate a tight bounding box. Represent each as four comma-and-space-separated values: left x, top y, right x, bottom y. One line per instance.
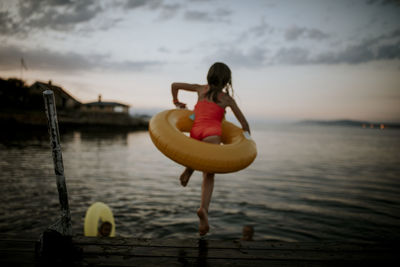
0, 45, 96, 71
22, 0, 102, 28
5, 0, 183, 35
206, 46, 268, 68
208, 28, 400, 67
110, 60, 161, 71
158, 47, 170, 53
272, 47, 310, 65
234, 18, 275, 45
158, 3, 181, 20
0, 11, 19, 35
285, 26, 330, 41
314, 44, 374, 64
272, 44, 377, 65
314, 42, 400, 64
312, 28, 400, 64
272, 29, 400, 65
123, 0, 181, 20
0, 44, 161, 72
124, 0, 163, 9
183, 8, 231, 22
366, 0, 400, 6
248, 18, 274, 37
0, 0, 105, 36
377, 42, 400, 60
184, 10, 208, 21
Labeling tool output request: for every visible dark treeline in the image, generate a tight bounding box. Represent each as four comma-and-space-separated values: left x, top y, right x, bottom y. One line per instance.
0, 77, 43, 110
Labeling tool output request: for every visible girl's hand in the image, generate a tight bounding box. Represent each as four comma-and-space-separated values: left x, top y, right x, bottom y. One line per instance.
174, 101, 187, 109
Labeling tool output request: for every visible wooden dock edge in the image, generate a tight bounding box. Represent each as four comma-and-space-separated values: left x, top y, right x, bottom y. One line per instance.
0, 234, 399, 266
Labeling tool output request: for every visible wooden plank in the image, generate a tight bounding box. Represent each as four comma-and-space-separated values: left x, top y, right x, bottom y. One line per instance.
73, 236, 240, 249
0, 235, 399, 267
0, 234, 38, 241
10, 234, 394, 253
0, 251, 36, 266
79, 254, 393, 267
0, 239, 35, 252
237, 240, 398, 251
72, 236, 398, 252
79, 244, 398, 261
79, 255, 343, 267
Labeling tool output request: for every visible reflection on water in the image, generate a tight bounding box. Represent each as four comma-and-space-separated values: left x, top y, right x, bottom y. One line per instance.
0, 125, 400, 242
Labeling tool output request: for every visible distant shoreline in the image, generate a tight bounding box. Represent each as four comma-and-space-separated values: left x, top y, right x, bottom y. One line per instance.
0, 109, 149, 132
298, 119, 400, 129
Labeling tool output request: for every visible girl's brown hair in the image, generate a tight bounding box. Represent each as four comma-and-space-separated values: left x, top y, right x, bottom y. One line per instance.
206, 62, 233, 102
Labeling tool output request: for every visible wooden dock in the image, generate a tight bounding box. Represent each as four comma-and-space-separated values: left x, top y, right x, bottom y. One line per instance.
1, 234, 398, 266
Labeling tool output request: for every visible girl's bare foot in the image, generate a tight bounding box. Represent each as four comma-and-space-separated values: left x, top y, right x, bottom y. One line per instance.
180, 168, 193, 187
197, 208, 209, 236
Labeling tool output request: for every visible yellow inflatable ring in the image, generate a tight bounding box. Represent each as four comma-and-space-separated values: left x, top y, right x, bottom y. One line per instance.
149, 109, 257, 173
84, 202, 116, 237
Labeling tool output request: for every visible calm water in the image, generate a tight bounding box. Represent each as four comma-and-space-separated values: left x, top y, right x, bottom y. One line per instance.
0, 124, 399, 242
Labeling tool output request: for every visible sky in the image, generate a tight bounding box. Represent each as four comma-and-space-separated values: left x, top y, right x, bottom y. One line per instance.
1, 0, 400, 122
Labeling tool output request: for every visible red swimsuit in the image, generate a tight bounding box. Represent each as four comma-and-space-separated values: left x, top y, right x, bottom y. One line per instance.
190, 100, 225, 141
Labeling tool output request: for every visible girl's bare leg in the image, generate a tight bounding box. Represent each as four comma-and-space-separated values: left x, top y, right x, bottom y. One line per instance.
197, 172, 214, 236
197, 135, 221, 236
180, 167, 194, 187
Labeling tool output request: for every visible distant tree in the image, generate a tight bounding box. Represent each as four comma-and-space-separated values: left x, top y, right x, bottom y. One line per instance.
0, 77, 42, 110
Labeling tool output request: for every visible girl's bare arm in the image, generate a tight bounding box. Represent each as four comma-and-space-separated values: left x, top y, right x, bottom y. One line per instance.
226, 96, 251, 134
171, 83, 203, 108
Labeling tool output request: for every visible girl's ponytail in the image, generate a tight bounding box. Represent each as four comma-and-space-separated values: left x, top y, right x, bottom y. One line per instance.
206, 62, 234, 102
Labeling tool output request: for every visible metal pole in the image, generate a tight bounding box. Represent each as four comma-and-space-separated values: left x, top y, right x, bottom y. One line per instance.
43, 89, 72, 236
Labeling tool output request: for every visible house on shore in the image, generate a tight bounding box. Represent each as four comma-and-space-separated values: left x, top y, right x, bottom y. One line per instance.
30, 82, 130, 114
81, 95, 130, 114
2, 79, 145, 128
30, 81, 81, 110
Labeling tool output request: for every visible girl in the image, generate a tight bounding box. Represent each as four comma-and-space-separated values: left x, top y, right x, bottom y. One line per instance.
171, 62, 251, 236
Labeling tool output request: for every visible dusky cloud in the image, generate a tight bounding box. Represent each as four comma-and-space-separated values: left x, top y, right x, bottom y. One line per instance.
248, 18, 274, 38
272, 47, 310, 65
209, 28, 400, 67
18, 0, 103, 31
234, 18, 275, 45
183, 8, 231, 23
0, 11, 18, 35
158, 3, 181, 20
0, 0, 106, 37
206, 46, 268, 68
1, 0, 147, 37
2, 0, 230, 37
0, 45, 160, 72
124, 0, 181, 20
274, 28, 400, 65
285, 26, 330, 41
311, 28, 400, 64
124, 0, 163, 9
366, 0, 400, 6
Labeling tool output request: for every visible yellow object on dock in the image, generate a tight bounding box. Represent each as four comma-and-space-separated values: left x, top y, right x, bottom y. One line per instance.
84, 202, 115, 237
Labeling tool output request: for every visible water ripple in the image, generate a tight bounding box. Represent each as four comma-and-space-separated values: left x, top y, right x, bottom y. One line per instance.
1, 126, 400, 241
